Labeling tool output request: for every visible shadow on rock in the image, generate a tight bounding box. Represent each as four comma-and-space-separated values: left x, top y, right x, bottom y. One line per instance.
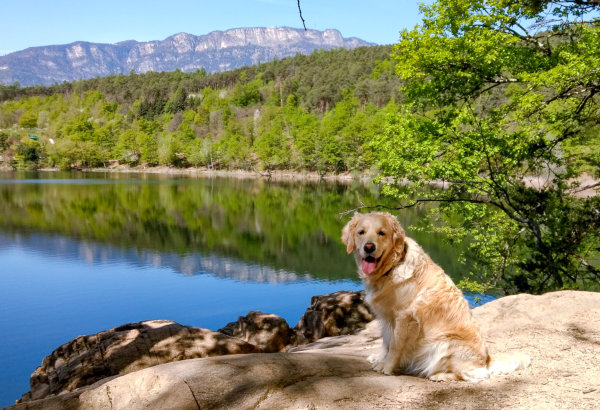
19, 320, 258, 403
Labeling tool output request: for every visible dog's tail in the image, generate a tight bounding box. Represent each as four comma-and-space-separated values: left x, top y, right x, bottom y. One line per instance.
487, 352, 531, 376
461, 352, 530, 382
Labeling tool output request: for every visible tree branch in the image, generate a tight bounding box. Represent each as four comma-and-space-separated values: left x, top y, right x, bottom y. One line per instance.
477, 77, 520, 96
297, 0, 307, 30
575, 254, 600, 279
570, 181, 600, 194
467, 104, 528, 224
575, 89, 598, 115
341, 196, 519, 218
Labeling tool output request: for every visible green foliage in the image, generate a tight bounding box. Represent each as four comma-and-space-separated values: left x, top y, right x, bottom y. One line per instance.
0, 45, 401, 172
286, 104, 319, 169
232, 78, 262, 107
15, 140, 40, 165
253, 106, 288, 170
47, 138, 106, 169
114, 129, 140, 165
64, 115, 95, 141
187, 137, 213, 167
136, 131, 158, 165
215, 131, 253, 169
18, 111, 38, 128
0, 131, 8, 150
373, 0, 600, 293
158, 134, 178, 166
164, 86, 187, 114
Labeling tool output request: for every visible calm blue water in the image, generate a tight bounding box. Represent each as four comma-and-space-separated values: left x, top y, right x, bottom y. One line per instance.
0, 235, 364, 407
0, 172, 493, 407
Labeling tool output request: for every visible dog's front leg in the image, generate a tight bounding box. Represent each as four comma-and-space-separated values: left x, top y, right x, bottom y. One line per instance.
368, 319, 392, 366
372, 312, 419, 375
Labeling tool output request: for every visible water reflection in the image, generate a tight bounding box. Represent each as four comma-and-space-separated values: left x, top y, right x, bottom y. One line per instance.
1, 232, 314, 283
0, 171, 468, 282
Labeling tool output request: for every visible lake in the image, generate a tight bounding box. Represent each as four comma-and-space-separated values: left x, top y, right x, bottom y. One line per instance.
0, 171, 492, 407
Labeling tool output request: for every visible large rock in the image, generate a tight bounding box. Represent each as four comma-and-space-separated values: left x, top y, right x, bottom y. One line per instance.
219, 311, 294, 353
11, 291, 600, 409
18, 320, 258, 403
217, 291, 375, 352
294, 290, 374, 344
18, 291, 374, 405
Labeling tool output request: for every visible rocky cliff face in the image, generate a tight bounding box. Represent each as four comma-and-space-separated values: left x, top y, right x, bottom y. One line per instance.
0, 27, 373, 86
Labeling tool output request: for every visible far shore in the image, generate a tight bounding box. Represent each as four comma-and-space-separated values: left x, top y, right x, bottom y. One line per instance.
29, 164, 382, 184
2, 164, 598, 197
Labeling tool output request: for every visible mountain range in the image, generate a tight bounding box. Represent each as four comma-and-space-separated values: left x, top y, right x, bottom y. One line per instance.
0, 27, 373, 87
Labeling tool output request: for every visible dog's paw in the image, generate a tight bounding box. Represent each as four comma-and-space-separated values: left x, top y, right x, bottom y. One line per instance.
367, 353, 382, 365
462, 367, 490, 382
372, 360, 396, 375
428, 372, 460, 382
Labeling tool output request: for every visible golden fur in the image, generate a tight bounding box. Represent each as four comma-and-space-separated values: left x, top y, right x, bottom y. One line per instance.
341, 212, 529, 381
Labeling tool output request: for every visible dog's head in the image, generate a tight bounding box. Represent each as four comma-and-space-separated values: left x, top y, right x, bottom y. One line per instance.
341, 212, 406, 278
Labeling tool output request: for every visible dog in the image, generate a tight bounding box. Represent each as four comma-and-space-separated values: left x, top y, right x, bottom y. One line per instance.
341, 211, 530, 381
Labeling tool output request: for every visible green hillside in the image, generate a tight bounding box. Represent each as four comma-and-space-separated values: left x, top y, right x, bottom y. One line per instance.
0, 45, 401, 173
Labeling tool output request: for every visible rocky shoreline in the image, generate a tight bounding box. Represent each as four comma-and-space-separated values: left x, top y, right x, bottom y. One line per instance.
8, 290, 600, 409
33, 165, 379, 184
4, 165, 598, 197
15, 291, 375, 405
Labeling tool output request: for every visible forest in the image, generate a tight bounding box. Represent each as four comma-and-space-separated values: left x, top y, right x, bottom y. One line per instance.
0, 45, 400, 174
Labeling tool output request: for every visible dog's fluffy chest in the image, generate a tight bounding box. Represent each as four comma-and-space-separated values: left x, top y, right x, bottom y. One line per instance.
365, 279, 418, 323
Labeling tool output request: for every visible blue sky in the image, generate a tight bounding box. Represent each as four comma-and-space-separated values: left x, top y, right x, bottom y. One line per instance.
0, 0, 429, 55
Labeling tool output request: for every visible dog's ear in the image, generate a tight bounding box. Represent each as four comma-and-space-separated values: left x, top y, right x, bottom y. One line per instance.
341, 213, 361, 254
383, 212, 405, 256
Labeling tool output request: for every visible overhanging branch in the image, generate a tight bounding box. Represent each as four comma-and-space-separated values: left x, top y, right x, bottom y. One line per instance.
297, 0, 307, 30
342, 197, 496, 216
340, 192, 533, 227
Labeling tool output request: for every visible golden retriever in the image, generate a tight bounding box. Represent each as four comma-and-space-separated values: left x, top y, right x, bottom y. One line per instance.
341, 212, 530, 381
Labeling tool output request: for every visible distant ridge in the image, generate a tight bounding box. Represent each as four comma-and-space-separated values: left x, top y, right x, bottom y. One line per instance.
0, 27, 374, 86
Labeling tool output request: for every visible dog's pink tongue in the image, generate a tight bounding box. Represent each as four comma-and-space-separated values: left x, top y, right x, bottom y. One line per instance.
362, 259, 377, 275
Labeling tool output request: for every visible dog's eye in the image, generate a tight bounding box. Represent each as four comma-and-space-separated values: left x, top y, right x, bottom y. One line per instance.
378, 231, 385, 236
358, 230, 365, 235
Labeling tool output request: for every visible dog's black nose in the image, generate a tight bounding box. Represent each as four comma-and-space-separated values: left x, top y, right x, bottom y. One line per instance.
364, 242, 376, 254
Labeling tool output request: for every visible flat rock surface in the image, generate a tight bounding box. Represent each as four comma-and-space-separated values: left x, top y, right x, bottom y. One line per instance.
9, 290, 600, 409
